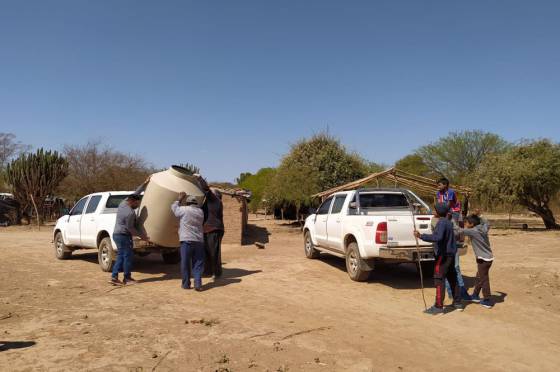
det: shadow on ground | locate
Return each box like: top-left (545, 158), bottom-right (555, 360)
top-left (242, 224), bottom-right (271, 245)
top-left (0, 341), bottom-right (36, 352)
top-left (317, 255), bottom-right (479, 290)
top-left (70, 251), bottom-right (262, 288)
top-left (202, 268), bottom-right (263, 290)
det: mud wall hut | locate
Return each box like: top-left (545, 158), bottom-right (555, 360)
top-left (219, 191), bottom-right (249, 245)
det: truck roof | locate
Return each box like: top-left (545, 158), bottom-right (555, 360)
top-left (86, 191), bottom-right (133, 197)
top-left (334, 188), bottom-right (412, 194)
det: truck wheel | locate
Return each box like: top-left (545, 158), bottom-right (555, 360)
top-left (162, 251), bottom-right (181, 264)
top-left (346, 242), bottom-right (370, 282)
top-left (417, 261), bottom-right (434, 278)
top-left (54, 232), bottom-right (72, 260)
top-left (304, 231), bottom-right (320, 259)
top-left (98, 237), bottom-right (115, 272)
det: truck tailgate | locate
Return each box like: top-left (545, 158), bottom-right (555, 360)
top-left (387, 213), bottom-right (432, 247)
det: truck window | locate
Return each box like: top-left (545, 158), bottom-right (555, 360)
top-left (317, 197), bottom-right (333, 215)
top-left (330, 195), bottom-right (347, 214)
top-left (106, 195), bottom-right (128, 209)
top-left (70, 197), bottom-right (89, 216)
top-left (85, 195), bottom-right (102, 214)
top-left (359, 193), bottom-right (409, 208)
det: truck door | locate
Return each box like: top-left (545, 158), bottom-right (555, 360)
top-left (65, 196), bottom-right (89, 246)
top-left (80, 195), bottom-right (103, 248)
top-left (314, 197), bottom-right (333, 246)
top-left (326, 194), bottom-right (348, 251)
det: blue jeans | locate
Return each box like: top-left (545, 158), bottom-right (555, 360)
top-left (180, 241), bottom-right (205, 289)
top-left (112, 234), bottom-right (133, 279)
top-left (446, 252), bottom-right (464, 295)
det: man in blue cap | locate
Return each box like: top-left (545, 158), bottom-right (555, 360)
top-left (415, 203), bottom-right (463, 314)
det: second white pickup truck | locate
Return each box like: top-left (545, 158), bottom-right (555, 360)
top-left (53, 191), bottom-right (181, 272)
top-left (304, 188), bottom-right (455, 281)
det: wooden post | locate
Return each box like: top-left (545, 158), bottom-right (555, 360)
top-left (29, 194), bottom-right (40, 230)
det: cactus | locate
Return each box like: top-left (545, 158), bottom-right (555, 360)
top-left (5, 148), bottom-right (68, 224)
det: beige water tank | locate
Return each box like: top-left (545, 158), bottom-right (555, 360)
top-left (138, 166), bottom-right (205, 248)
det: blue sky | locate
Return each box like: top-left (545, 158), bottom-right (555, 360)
top-left (1, 1), bottom-right (559, 182)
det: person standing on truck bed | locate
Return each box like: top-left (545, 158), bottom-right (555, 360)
top-left (195, 174), bottom-right (225, 279)
top-left (110, 176), bottom-right (151, 286)
top-left (171, 192), bottom-right (205, 291)
top-left (436, 177), bottom-right (471, 302)
top-left (415, 203), bottom-right (463, 314)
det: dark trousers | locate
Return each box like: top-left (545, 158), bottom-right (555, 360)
top-left (180, 241), bottom-right (205, 289)
top-left (204, 230), bottom-right (223, 277)
top-left (112, 233), bottom-right (133, 279)
top-left (473, 259), bottom-right (493, 299)
top-left (433, 255), bottom-right (461, 308)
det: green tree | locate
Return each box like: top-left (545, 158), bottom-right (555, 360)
top-left (0, 133), bottom-right (30, 192)
top-left (268, 133), bottom-right (371, 218)
top-left (235, 172), bottom-right (252, 185)
top-left (238, 168), bottom-right (276, 213)
top-left (416, 130), bottom-right (509, 184)
top-left (394, 154), bottom-right (435, 178)
top-left (474, 140), bottom-right (560, 229)
top-left (176, 163), bottom-right (200, 175)
top-left (5, 148), bottom-right (68, 223)
top-left (267, 164), bottom-right (318, 220)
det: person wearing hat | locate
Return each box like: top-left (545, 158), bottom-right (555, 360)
top-left (171, 192), bottom-right (205, 291)
top-left (110, 176), bottom-right (151, 285)
top-left (414, 203), bottom-right (463, 314)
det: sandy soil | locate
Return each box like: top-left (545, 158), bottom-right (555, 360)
top-left (1, 219), bottom-right (560, 371)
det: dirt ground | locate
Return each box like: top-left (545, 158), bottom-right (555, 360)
top-left (1, 217), bottom-right (560, 372)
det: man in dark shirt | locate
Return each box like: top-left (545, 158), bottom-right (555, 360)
top-left (415, 203), bottom-right (463, 314)
top-left (110, 176), bottom-right (151, 286)
top-left (195, 174), bottom-right (225, 279)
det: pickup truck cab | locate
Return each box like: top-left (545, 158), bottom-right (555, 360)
top-left (53, 191), bottom-right (180, 272)
top-left (304, 188), bottom-right (445, 281)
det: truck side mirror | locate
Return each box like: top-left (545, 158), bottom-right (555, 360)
top-left (349, 202), bottom-right (357, 209)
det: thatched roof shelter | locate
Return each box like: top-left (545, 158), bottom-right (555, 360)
top-left (313, 167), bottom-right (472, 200)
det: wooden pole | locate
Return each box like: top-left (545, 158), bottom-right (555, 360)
top-left (29, 194), bottom-right (40, 230)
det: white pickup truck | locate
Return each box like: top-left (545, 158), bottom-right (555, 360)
top-left (53, 191), bottom-right (180, 272)
top-left (304, 188), bottom-right (455, 281)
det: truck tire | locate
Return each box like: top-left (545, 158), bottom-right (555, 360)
top-left (98, 237), bottom-right (115, 272)
top-left (346, 242), bottom-right (370, 282)
top-left (54, 231), bottom-right (72, 260)
top-left (304, 231), bottom-right (320, 259)
top-left (162, 250), bottom-right (181, 264)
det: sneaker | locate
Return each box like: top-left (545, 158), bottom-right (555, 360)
top-left (194, 287), bottom-right (203, 292)
top-left (124, 277), bottom-right (137, 285)
top-left (452, 302), bottom-right (465, 312)
top-left (480, 299), bottom-right (494, 309)
top-left (423, 306), bottom-right (444, 315)
top-left (470, 294), bottom-right (481, 303)
top-left (109, 277), bottom-right (123, 286)
top-left (460, 287), bottom-right (472, 301)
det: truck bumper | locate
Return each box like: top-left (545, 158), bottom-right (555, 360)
top-left (379, 247), bottom-right (434, 262)
top-left (378, 244), bottom-right (467, 262)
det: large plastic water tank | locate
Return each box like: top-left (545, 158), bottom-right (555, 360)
top-left (138, 166), bottom-right (205, 248)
